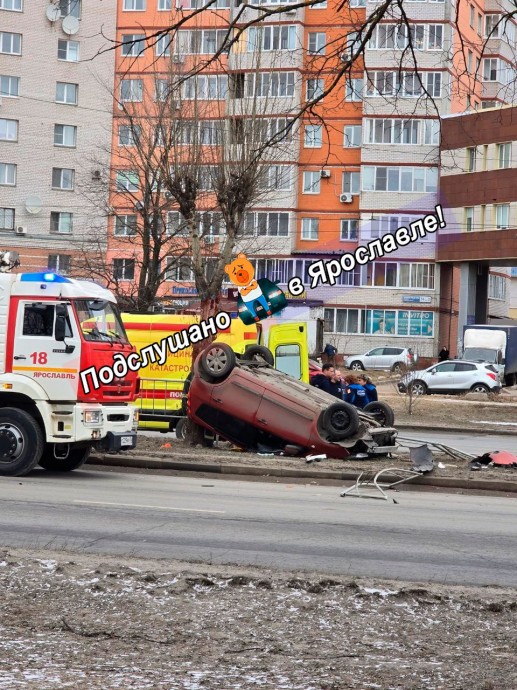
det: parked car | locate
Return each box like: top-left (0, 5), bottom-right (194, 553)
top-left (398, 360), bottom-right (501, 395)
top-left (345, 347), bottom-right (416, 374)
top-left (187, 342), bottom-right (397, 459)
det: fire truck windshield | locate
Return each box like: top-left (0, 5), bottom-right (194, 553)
top-left (74, 299), bottom-right (129, 343)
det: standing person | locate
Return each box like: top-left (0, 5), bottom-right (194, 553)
top-left (322, 342), bottom-right (337, 365)
top-left (343, 373), bottom-right (368, 409)
top-left (334, 369), bottom-right (347, 400)
top-left (438, 346), bottom-right (450, 362)
top-left (357, 374), bottom-right (378, 403)
top-left (310, 363), bottom-right (342, 398)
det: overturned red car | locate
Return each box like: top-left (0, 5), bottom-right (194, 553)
top-left (187, 342), bottom-right (397, 459)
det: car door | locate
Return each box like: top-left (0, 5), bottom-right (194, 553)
top-left (378, 347), bottom-right (402, 370)
top-left (427, 361), bottom-right (457, 391)
top-left (362, 347), bottom-right (385, 369)
top-left (453, 362), bottom-right (478, 390)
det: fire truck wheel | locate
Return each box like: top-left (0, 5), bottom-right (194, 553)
top-left (39, 444), bottom-right (91, 472)
top-left (0, 408), bottom-right (44, 476)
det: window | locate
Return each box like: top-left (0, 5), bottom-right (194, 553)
top-left (324, 308), bottom-right (362, 334)
top-left (154, 79), bottom-right (172, 101)
top-left (304, 124), bottom-right (322, 148)
top-left (340, 219), bottom-right (358, 241)
top-left (52, 168), bottom-right (74, 190)
top-left (344, 125), bottom-right (361, 147)
top-left (469, 4), bottom-right (474, 28)
top-left (345, 77), bottom-right (363, 101)
top-left (113, 259), bottom-right (135, 281)
top-left (119, 125), bottom-right (141, 146)
top-left (483, 58), bottom-right (498, 81)
top-left (158, 0), bottom-right (171, 7)
top-left (0, 207), bottom-right (14, 230)
top-left (307, 78), bottom-right (324, 100)
top-left (489, 274), bottom-right (507, 300)
top-left (166, 211), bottom-right (189, 236)
top-left (120, 79), bottom-right (143, 101)
top-left (477, 12), bottom-right (482, 35)
top-left (261, 165), bottom-right (292, 191)
top-left (116, 171), bottom-right (139, 192)
top-left (467, 50), bottom-right (473, 73)
top-left (342, 171), bottom-right (360, 194)
top-left (0, 163), bottom-right (16, 185)
top-left (124, 0), bottom-right (145, 9)
top-left (156, 35), bottom-right (171, 56)
top-left (302, 171), bottom-right (321, 194)
top-left (247, 72), bottom-right (295, 98)
top-left (0, 118), bottom-right (17, 141)
top-left (56, 82), bottom-right (78, 104)
top-left (0, 0), bottom-right (23, 9)
top-left (368, 214), bottom-right (425, 240)
top-left (325, 307), bottom-right (434, 336)
top-left (0, 32), bottom-right (22, 55)
top-left (362, 166), bottom-right (438, 193)
top-left (308, 32), bottom-right (326, 54)
top-left (495, 204), bottom-right (510, 229)
top-left (301, 218), bottom-right (318, 240)
top-left (0, 75), bottom-right (19, 97)
top-left (497, 143), bottom-right (511, 169)
top-left (480, 204), bottom-right (486, 230)
top-left (428, 25), bottom-right (443, 49)
top-left (465, 207), bottom-right (474, 232)
top-left (48, 254), bottom-right (71, 275)
top-left (57, 40), bottom-right (79, 61)
top-left (248, 25), bottom-right (296, 52)
top-left (364, 118), bottom-right (419, 145)
top-left (485, 14), bottom-right (501, 38)
top-left (366, 71), bottom-right (442, 98)
top-left (183, 75), bottom-right (228, 99)
top-left (423, 120), bottom-right (440, 145)
top-left (253, 212), bottom-right (289, 237)
top-left (59, 0), bottom-right (81, 18)
top-left (54, 124), bottom-right (76, 147)
top-left (166, 257), bottom-right (193, 281)
top-left (466, 147), bottom-right (476, 172)
top-left (115, 215), bottom-right (137, 236)
top-left (22, 305), bottom-right (55, 337)
top-left (50, 212), bottom-right (73, 233)
top-left (121, 34), bottom-right (146, 56)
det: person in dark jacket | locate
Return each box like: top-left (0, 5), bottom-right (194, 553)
top-left (322, 343), bottom-right (337, 365)
top-left (357, 374), bottom-right (378, 403)
top-left (343, 374), bottom-right (368, 409)
top-left (310, 363), bottom-right (342, 398)
top-left (438, 346), bottom-right (449, 362)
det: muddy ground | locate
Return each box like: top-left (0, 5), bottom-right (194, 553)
top-left (0, 548), bottom-right (515, 690)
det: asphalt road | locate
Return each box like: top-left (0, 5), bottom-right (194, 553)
top-left (1, 470), bottom-right (517, 586)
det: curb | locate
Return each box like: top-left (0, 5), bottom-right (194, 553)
top-left (87, 453), bottom-right (517, 495)
top-left (396, 424), bottom-right (517, 436)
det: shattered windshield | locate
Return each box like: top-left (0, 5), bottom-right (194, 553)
top-left (74, 299), bottom-right (129, 343)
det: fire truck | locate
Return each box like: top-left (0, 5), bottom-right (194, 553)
top-left (0, 251), bottom-right (138, 477)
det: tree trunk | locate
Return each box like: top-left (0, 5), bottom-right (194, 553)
top-left (191, 293), bottom-right (222, 362)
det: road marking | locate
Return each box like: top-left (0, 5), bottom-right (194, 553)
top-left (74, 500), bottom-right (225, 514)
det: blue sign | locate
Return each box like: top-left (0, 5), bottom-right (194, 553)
top-left (402, 295), bottom-right (432, 304)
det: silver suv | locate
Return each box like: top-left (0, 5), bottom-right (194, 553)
top-left (398, 360), bottom-right (501, 395)
top-left (345, 347), bottom-right (416, 374)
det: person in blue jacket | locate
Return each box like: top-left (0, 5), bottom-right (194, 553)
top-left (357, 374), bottom-right (378, 403)
top-left (343, 374), bottom-right (368, 409)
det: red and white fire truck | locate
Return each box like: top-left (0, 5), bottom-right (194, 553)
top-left (0, 251), bottom-right (138, 476)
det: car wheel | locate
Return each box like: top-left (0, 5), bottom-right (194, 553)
top-left (350, 361), bottom-right (364, 371)
top-left (408, 380), bottom-right (427, 396)
top-left (175, 417), bottom-right (187, 440)
top-left (242, 345), bottom-right (274, 366)
top-left (363, 401), bottom-right (395, 428)
top-left (39, 444), bottom-right (91, 472)
top-left (0, 408), bottom-right (44, 476)
top-left (391, 362), bottom-right (404, 374)
top-left (322, 402), bottom-right (360, 440)
top-left (471, 384), bottom-right (490, 394)
top-left (199, 342), bottom-right (236, 381)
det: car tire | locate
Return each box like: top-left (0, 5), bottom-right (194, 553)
top-left (322, 402), bottom-right (360, 440)
top-left (391, 362), bottom-right (404, 374)
top-left (350, 361), bottom-right (364, 371)
top-left (408, 380), bottom-right (427, 396)
top-left (199, 342), bottom-right (236, 381)
top-left (181, 371), bottom-right (194, 415)
top-left (39, 444), bottom-right (91, 472)
top-left (242, 345), bottom-right (274, 366)
top-left (470, 384), bottom-right (490, 394)
top-left (363, 401), bottom-right (395, 427)
top-left (175, 417), bottom-right (187, 440)
top-left (0, 408), bottom-right (44, 477)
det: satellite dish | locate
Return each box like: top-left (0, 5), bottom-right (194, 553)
top-left (25, 195), bottom-right (43, 214)
top-left (46, 4), bottom-right (60, 22)
top-left (62, 15), bottom-right (80, 35)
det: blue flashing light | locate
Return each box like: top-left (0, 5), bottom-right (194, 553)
top-left (20, 272), bottom-right (71, 284)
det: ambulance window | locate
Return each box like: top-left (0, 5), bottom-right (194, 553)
top-left (22, 304), bottom-right (55, 337)
top-left (275, 344), bottom-right (301, 380)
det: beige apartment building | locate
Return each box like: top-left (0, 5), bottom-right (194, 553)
top-left (0, 0), bottom-right (116, 273)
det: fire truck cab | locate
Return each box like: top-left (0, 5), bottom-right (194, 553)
top-left (0, 252), bottom-right (138, 476)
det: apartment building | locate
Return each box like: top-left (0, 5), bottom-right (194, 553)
top-left (439, 105), bottom-right (517, 354)
top-left (0, 0), bottom-right (116, 273)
